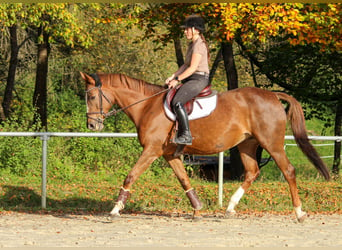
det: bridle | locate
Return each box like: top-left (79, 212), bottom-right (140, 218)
top-left (85, 74), bottom-right (114, 125)
top-left (85, 73), bottom-right (168, 124)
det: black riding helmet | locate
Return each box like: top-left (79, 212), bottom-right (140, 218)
top-left (181, 15), bottom-right (205, 33)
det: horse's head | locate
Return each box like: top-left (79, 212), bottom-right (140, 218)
top-left (80, 72), bottom-right (113, 131)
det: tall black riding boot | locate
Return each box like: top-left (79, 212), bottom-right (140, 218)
top-left (173, 102), bottom-right (192, 145)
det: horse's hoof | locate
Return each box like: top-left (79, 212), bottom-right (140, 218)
top-left (225, 210), bottom-right (237, 217)
top-left (192, 210), bottom-right (202, 220)
top-left (109, 212), bottom-right (121, 218)
top-left (297, 212), bottom-right (307, 223)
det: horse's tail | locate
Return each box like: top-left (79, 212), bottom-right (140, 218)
top-left (275, 92), bottom-right (330, 181)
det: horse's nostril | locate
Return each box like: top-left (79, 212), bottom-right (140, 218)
top-left (88, 123), bottom-right (95, 130)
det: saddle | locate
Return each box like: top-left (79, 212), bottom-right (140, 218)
top-left (164, 84), bottom-right (217, 156)
top-left (165, 85), bottom-right (213, 115)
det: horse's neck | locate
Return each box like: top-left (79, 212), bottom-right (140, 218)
top-left (110, 74), bottom-right (163, 124)
top-left (112, 75), bottom-right (153, 106)
top-left (114, 74), bottom-right (161, 95)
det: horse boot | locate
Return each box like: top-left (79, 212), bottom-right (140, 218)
top-left (173, 102), bottom-right (192, 145)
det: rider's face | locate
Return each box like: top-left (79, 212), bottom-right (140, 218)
top-left (184, 27), bottom-right (198, 40)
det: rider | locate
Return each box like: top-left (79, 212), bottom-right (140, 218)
top-left (165, 15), bottom-right (210, 145)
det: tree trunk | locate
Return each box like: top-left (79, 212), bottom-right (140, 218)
top-left (173, 38), bottom-right (184, 67)
top-left (249, 58), bottom-right (266, 166)
top-left (221, 42), bottom-right (238, 90)
top-left (209, 48), bottom-right (222, 85)
top-left (332, 101), bottom-right (341, 176)
top-left (2, 25), bottom-right (19, 120)
top-left (221, 41), bottom-right (244, 180)
top-left (33, 26), bottom-right (50, 130)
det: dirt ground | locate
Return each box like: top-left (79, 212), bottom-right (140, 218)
top-left (0, 211), bottom-right (341, 247)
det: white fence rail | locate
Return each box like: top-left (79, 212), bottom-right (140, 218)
top-left (0, 132), bottom-right (341, 209)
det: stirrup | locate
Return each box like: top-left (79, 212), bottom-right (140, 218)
top-left (174, 134), bottom-right (192, 145)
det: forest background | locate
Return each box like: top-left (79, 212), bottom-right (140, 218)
top-left (0, 3), bottom-right (341, 214)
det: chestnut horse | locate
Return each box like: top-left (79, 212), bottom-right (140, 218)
top-left (81, 72), bottom-right (330, 222)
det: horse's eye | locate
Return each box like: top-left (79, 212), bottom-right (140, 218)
top-left (89, 95), bottom-right (96, 100)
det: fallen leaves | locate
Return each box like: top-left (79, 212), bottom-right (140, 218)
top-left (0, 174), bottom-right (341, 216)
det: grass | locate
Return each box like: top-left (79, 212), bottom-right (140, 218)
top-left (0, 116), bottom-right (340, 216)
top-left (0, 165), bottom-right (341, 216)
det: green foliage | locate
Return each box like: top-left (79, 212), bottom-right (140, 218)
top-left (0, 3), bottom-right (176, 181)
top-left (0, 3), bottom-right (93, 48)
top-left (258, 43), bottom-right (340, 127)
top-left (0, 137), bottom-right (41, 176)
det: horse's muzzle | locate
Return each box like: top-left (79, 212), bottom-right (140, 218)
top-left (87, 119), bottom-right (104, 131)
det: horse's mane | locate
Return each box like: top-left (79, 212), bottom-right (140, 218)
top-left (102, 73), bottom-right (165, 96)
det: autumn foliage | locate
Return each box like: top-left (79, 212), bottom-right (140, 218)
top-left (208, 3), bottom-right (341, 51)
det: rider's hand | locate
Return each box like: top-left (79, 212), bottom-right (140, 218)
top-left (167, 79), bottom-right (179, 89)
top-left (165, 75), bottom-right (175, 85)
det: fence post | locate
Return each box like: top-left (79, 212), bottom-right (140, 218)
top-left (218, 152), bottom-right (224, 207)
top-left (40, 134), bottom-right (49, 209)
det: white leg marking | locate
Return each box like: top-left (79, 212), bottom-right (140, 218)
top-left (295, 205), bottom-right (307, 222)
top-left (226, 186), bottom-right (245, 214)
top-left (110, 201), bottom-right (124, 217)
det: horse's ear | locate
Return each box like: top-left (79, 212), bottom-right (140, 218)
top-left (80, 72), bottom-right (95, 86)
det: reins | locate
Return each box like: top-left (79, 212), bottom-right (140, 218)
top-left (104, 88), bottom-right (169, 117)
top-left (85, 74), bottom-right (168, 120)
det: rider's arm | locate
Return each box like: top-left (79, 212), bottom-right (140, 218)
top-left (175, 53), bottom-right (202, 81)
top-left (166, 53), bottom-right (202, 88)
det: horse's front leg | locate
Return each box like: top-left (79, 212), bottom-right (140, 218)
top-left (110, 149), bottom-right (159, 217)
top-left (164, 155), bottom-right (203, 217)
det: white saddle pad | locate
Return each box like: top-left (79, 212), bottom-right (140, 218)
top-left (164, 94), bottom-right (217, 121)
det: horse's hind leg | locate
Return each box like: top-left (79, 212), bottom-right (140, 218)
top-left (226, 139), bottom-right (260, 215)
top-left (266, 145), bottom-right (307, 222)
top-left (164, 155), bottom-right (203, 216)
